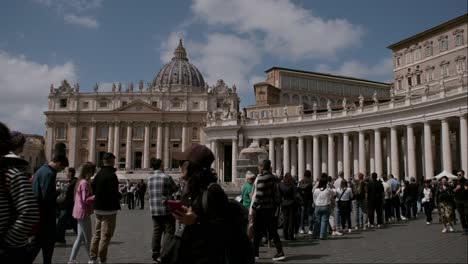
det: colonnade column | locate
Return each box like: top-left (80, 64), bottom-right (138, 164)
top-left (375, 129), bottom-right (383, 177)
top-left (337, 135), bottom-right (343, 174)
top-left (68, 122), bottom-right (77, 168)
top-left (143, 122), bottom-right (150, 169)
top-left (290, 139), bottom-right (297, 177)
top-left (45, 122), bottom-right (54, 161)
top-left (163, 125), bottom-right (170, 170)
top-left (125, 123), bottom-right (132, 169)
top-left (359, 131), bottom-right (366, 175)
top-left (353, 133), bottom-right (359, 176)
top-left (390, 127), bottom-right (399, 179)
top-left (460, 115), bottom-right (468, 174)
top-left (321, 136), bottom-right (328, 174)
top-left (182, 125), bottom-right (188, 152)
top-left (328, 134), bottom-right (335, 178)
top-left (107, 123), bottom-right (114, 153)
top-left (306, 137), bottom-right (312, 172)
top-left (407, 125), bottom-right (417, 178)
top-left (211, 140), bottom-right (217, 170)
top-left (298, 136), bottom-right (305, 180)
top-left (386, 133), bottom-right (391, 176)
top-left (313, 135), bottom-right (320, 180)
top-left (113, 122), bottom-right (120, 167)
top-left (343, 132), bottom-right (350, 180)
top-left (424, 122), bottom-right (434, 179)
top-left (269, 138), bottom-right (275, 173)
top-left (232, 139), bottom-right (238, 183)
top-left (89, 122), bottom-right (96, 164)
top-left (156, 125), bottom-right (163, 159)
top-left (275, 140), bottom-right (282, 176)
top-left (283, 138), bottom-right (290, 175)
top-left (441, 119), bottom-right (452, 173)
top-left (369, 133), bottom-right (375, 173)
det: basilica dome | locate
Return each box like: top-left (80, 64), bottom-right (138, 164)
top-left (152, 39), bottom-right (205, 91)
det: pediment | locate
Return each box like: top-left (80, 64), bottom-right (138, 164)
top-left (114, 100), bottom-right (160, 112)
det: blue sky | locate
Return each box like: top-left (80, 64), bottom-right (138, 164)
top-left (0, 0), bottom-right (466, 135)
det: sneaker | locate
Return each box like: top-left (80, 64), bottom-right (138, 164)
top-left (448, 226), bottom-right (454, 232)
top-left (299, 229), bottom-right (304, 234)
top-left (273, 252), bottom-right (286, 261)
top-left (401, 216), bottom-right (407, 220)
top-left (332, 231), bottom-right (343, 236)
top-left (363, 225), bottom-right (367, 230)
top-left (348, 229), bottom-right (352, 233)
top-left (307, 230), bottom-right (313, 235)
top-left (442, 228), bottom-right (447, 233)
top-left (354, 226), bottom-right (359, 230)
top-left (377, 225), bottom-right (381, 228)
top-left (370, 225), bottom-right (374, 228)
top-left (426, 222), bottom-right (431, 225)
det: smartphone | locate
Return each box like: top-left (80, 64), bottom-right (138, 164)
top-left (167, 200), bottom-right (183, 213)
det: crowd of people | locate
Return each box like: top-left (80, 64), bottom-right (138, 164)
top-left (1, 119), bottom-right (468, 264)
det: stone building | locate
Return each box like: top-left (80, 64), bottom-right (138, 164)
top-left (44, 40), bottom-right (239, 171)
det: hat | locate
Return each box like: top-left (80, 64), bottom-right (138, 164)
top-left (245, 171), bottom-right (255, 179)
top-left (172, 143), bottom-right (215, 168)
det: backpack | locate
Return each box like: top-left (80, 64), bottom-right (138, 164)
top-left (202, 183), bottom-right (255, 264)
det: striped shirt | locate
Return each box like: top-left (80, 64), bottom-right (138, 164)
top-left (148, 170), bottom-right (178, 216)
top-left (252, 171), bottom-right (280, 210)
top-left (0, 168), bottom-right (39, 248)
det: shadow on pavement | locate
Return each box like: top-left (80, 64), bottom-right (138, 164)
top-left (287, 254), bottom-right (329, 261)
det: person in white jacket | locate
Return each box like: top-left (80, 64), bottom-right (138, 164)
top-left (312, 173), bottom-right (338, 239)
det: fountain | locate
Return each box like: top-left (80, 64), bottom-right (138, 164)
top-left (235, 140), bottom-right (268, 186)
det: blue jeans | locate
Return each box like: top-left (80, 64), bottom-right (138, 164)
top-left (335, 206), bottom-right (341, 228)
top-left (355, 199), bottom-right (368, 227)
top-left (69, 216), bottom-right (92, 262)
top-left (313, 205), bottom-right (331, 239)
top-left (299, 201), bottom-right (314, 231)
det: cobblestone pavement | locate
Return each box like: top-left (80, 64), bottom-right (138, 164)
top-left (36, 207), bottom-right (467, 264)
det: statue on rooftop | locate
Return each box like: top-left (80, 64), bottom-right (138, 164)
top-left (372, 91), bottom-right (378, 104)
top-left (326, 99), bottom-right (332, 112)
top-left (358, 94), bottom-right (364, 108)
top-left (93, 83), bottom-right (99, 93)
top-left (112, 83), bottom-right (116, 92)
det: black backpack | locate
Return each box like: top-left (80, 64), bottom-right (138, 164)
top-left (202, 183), bottom-right (255, 264)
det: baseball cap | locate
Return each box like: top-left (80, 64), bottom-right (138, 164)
top-left (172, 143), bottom-right (215, 168)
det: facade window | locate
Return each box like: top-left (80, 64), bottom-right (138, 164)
top-left (81, 127), bottom-right (88, 139)
top-left (82, 101), bottom-right (89, 109)
top-left (122, 101), bottom-right (127, 107)
top-left (120, 127), bottom-right (127, 139)
top-left (425, 69), bottom-right (434, 82)
top-left (192, 127), bottom-right (199, 139)
top-left (59, 99), bottom-right (67, 108)
top-left (414, 48), bottom-right (421, 61)
top-left (441, 63), bottom-right (449, 77)
top-left (99, 101), bottom-right (108, 108)
top-left (56, 126), bottom-right (66, 139)
top-left (192, 101), bottom-right (200, 109)
top-left (456, 59), bottom-right (466, 73)
top-left (171, 100), bottom-right (181, 108)
top-left (407, 76), bottom-right (412, 88)
top-left (151, 101), bottom-right (158, 108)
top-left (416, 74), bottom-right (422, 85)
top-left (151, 127), bottom-right (157, 139)
top-left (397, 79), bottom-right (402, 90)
top-left (425, 45), bottom-right (433, 57)
top-left (439, 37), bottom-right (448, 52)
top-left (133, 127), bottom-right (144, 139)
top-left (98, 126), bottom-right (108, 139)
top-left (396, 56), bottom-right (401, 67)
top-left (455, 33), bottom-right (464, 46)
top-left (405, 52), bottom-right (412, 64)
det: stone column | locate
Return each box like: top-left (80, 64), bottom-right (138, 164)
top-left (407, 124), bottom-right (417, 178)
top-left (107, 123), bottom-right (114, 153)
top-left (269, 138), bottom-right (275, 173)
top-left (328, 134), bottom-right (335, 178)
top-left (114, 122), bottom-right (120, 167)
top-left (163, 125), bottom-right (170, 170)
top-left (353, 133), bottom-right (359, 176)
top-left (306, 137), bottom-right (312, 172)
top-left (337, 135), bottom-right (343, 174)
top-left (298, 136), bottom-right (305, 180)
top-left (126, 123), bottom-right (132, 170)
top-left (283, 138), bottom-right (290, 175)
top-left (313, 135), bottom-right (320, 180)
top-left (232, 138), bottom-right (238, 183)
top-left (460, 115), bottom-right (468, 174)
top-left (375, 129), bottom-right (383, 177)
top-left (182, 125), bottom-right (188, 152)
top-left (441, 119), bottom-right (452, 173)
top-left (275, 140), bottom-right (282, 176)
top-left (156, 124), bottom-right (163, 159)
top-left (369, 133), bottom-right (375, 173)
top-left (290, 139), bottom-right (297, 177)
top-left (385, 133), bottom-right (391, 176)
top-left (68, 122), bottom-right (78, 168)
top-left (143, 123), bottom-right (150, 169)
top-left (45, 122), bottom-right (54, 161)
top-left (321, 136), bottom-right (328, 174)
top-left (359, 131), bottom-right (366, 175)
top-left (89, 122), bottom-right (96, 163)
top-left (424, 122), bottom-right (434, 179)
top-left (391, 127), bottom-right (399, 179)
top-left (343, 132), bottom-right (350, 180)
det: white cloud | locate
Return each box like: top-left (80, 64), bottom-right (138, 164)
top-left (0, 51), bottom-right (76, 135)
top-left (316, 57), bottom-right (393, 82)
top-left (191, 0), bottom-right (364, 60)
top-left (64, 14), bottom-right (99, 28)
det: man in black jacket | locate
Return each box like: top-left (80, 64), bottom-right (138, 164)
top-left (367, 173), bottom-right (384, 228)
top-left (56, 167), bottom-right (77, 244)
top-left (89, 152), bottom-right (121, 264)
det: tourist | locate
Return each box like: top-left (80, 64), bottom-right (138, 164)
top-left (127, 183), bottom-right (136, 210)
top-left (29, 154), bottom-right (69, 264)
top-left (250, 159), bottom-right (285, 261)
top-left (148, 158), bottom-right (178, 264)
top-left (333, 171), bottom-right (344, 230)
top-left (89, 152), bottom-right (121, 264)
top-left (137, 179), bottom-right (147, 209)
top-left (0, 122), bottom-right (39, 263)
top-left (382, 175), bottom-right (392, 223)
top-left (327, 176), bottom-right (342, 236)
top-left (398, 180), bottom-right (409, 220)
top-left (367, 173), bottom-right (384, 228)
top-left (298, 170), bottom-right (314, 234)
top-left (454, 170), bottom-right (468, 235)
top-left (436, 176), bottom-right (455, 233)
top-left (405, 177), bottom-right (419, 220)
top-left (56, 167), bottom-right (78, 245)
top-left (388, 174), bottom-right (401, 221)
top-left (3, 130), bottom-right (29, 172)
top-left (167, 144), bottom-right (231, 263)
top-left (279, 172), bottom-right (298, 240)
top-left (354, 173), bottom-right (368, 230)
top-left (240, 171), bottom-right (255, 208)
top-left (312, 173), bottom-right (335, 239)
top-left (422, 180), bottom-right (434, 225)
top-left (69, 162), bottom-right (96, 264)
top-left (337, 179), bottom-right (353, 233)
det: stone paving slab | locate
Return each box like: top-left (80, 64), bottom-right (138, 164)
top-left (35, 208), bottom-right (467, 264)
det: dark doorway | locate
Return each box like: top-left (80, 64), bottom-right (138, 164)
top-left (134, 152), bottom-right (142, 169)
top-left (224, 145), bottom-right (232, 182)
top-left (98, 151), bottom-right (106, 168)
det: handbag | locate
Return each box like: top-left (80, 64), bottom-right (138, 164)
top-left (336, 188), bottom-right (347, 208)
top-left (160, 223), bottom-right (184, 264)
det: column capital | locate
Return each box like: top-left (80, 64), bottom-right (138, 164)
top-left (459, 114), bottom-right (467, 120)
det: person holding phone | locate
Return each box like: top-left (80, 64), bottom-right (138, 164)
top-left (148, 158), bottom-right (178, 264)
